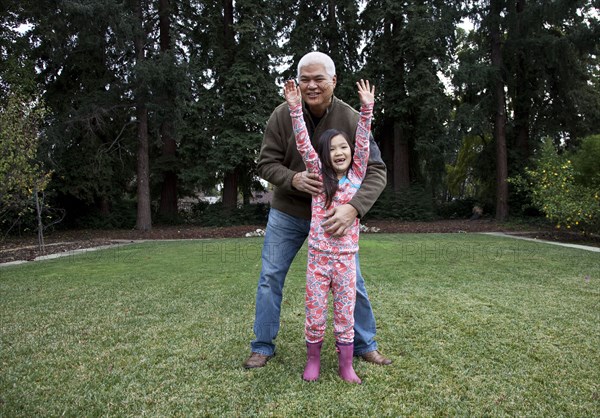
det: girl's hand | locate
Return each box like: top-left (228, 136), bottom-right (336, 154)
top-left (283, 79), bottom-right (302, 107)
top-left (357, 79), bottom-right (375, 106)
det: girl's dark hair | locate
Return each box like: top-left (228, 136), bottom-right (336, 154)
top-left (317, 129), bottom-right (353, 208)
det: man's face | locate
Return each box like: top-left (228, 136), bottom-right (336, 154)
top-left (298, 63), bottom-right (337, 117)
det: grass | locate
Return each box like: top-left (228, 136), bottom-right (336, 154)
top-left (0, 234), bottom-right (598, 417)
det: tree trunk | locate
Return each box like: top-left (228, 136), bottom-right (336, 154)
top-left (158, 0), bottom-right (178, 218)
top-left (491, 0), bottom-right (509, 221)
top-left (158, 122), bottom-right (178, 217)
top-left (135, 103), bottom-right (152, 231)
top-left (513, 0), bottom-right (530, 161)
top-left (222, 169), bottom-right (238, 208)
top-left (134, 0), bottom-right (152, 231)
top-left (327, 0), bottom-right (338, 56)
top-left (393, 121), bottom-right (410, 191)
top-left (99, 196), bottom-right (111, 216)
top-left (389, 14), bottom-right (410, 192)
top-left (240, 168), bottom-right (252, 205)
top-left (34, 186), bottom-right (45, 254)
top-left (158, 0), bottom-right (170, 51)
top-left (220, 0), bottom-right (238, 209)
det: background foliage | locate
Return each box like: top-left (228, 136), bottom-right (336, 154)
top-left (0, 91), bottom-right (51, 234)
top-left (511, 136), bottom-right (600, 232)
top-left (1, 0), bottom-right (599, 232)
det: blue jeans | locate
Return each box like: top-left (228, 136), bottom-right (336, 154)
top-left (251, 208), bottom-right (379, 356)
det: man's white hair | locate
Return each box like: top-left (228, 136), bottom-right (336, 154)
top-left (297, 51), bottom-right (336, 80)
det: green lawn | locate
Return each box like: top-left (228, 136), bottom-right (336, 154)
top-left (1, 234), bottom-right (598, 417)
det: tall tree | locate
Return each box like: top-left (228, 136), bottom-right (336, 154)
top-left (9, 0), bottom-right (139, 225)
top-left (362, 0), bottom-right (460, 192)
top-left (182, 0), bottom-right (281, 209)
top-left (451, 0), bottom-right (599, 216)
top-left (157, 0), bottom-right (179, 218)
top-left (220, 0), bottom-right (238, 208)
top-left (504, 0), bottom-right (600, 150)
top-left (133, 0), bottom-right (152, 231)
top-left (284, 0), bottom-right (362, 102)
top-left (511, 0), bottom-right (531, 160)
top-left (489, 0), bottom-right (509, 221)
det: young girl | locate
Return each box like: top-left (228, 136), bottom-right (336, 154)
top-left (283, 78), bottom-right (375, 384)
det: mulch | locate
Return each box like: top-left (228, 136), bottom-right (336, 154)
top-left (1, 219), bottom-right (598, 264)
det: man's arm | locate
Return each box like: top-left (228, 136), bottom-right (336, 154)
top-left (257, 106), bottom-right (323, 195)
top-left (257, 109), bottom-right (297, 191)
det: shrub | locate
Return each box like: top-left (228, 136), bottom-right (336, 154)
top-left (73, 199), bottom-right (137, 229)
top-left (184, 202), bottom-right (269, 226)
top-left (436, 198), bottom-right (479, 219)
top-left (510, 139), bottom-right (600, 233)
top-left (571, 134), bottom-right (600, 189)
top-left (365, 185), bottom-right (436, 221)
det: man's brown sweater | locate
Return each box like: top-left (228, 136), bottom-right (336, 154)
top-left (257, 96), bottom-right (387, 220)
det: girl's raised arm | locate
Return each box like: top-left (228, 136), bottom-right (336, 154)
top-left (284, 80), bottom-right (321, 174)
top-left (352, 80), bottom-right (375, 180)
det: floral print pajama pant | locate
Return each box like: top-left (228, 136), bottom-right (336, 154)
top-left (305, 250), bottom-right (357, 344)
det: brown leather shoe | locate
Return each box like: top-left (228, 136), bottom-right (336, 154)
top-left (243, 352), bottom-right (273, 369)
top-left (360, 350), bottom-right (392, 366)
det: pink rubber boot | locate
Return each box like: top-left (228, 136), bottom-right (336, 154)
top-left (302, 341), bottom-right (323, 381)
top-left (336, 342), bottom-right (362, 384)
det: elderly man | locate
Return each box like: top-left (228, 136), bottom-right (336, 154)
top-left (243, 51), bottom-right (391, 369)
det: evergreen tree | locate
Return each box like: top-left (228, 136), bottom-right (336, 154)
top-left (4, 0), bottom-right (596, 228)
top-left (14, 1), bottom-right (141, 225)
top-left (156, 0), bottom-right (179, 219)
top-left (132, 0), bottom-right (152, 231)
top-left (361, 0), bottom-right (461, 193)
top-left (504, 0), bottom-right (600, 149)
top-left (283, 0), bottom-right (362, 103)
top-left (489, 0), bottom-right (509, 221)
top-left (181, 0), bottom-right (281, 209)
top-left (451, 0), bottom-right (600, 218)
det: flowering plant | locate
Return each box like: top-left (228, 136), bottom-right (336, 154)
top-left (510, 140), bottom-right (599, 232)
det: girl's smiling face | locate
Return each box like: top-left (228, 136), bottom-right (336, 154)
top-left (329, 134), bottom-right (352, 178)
